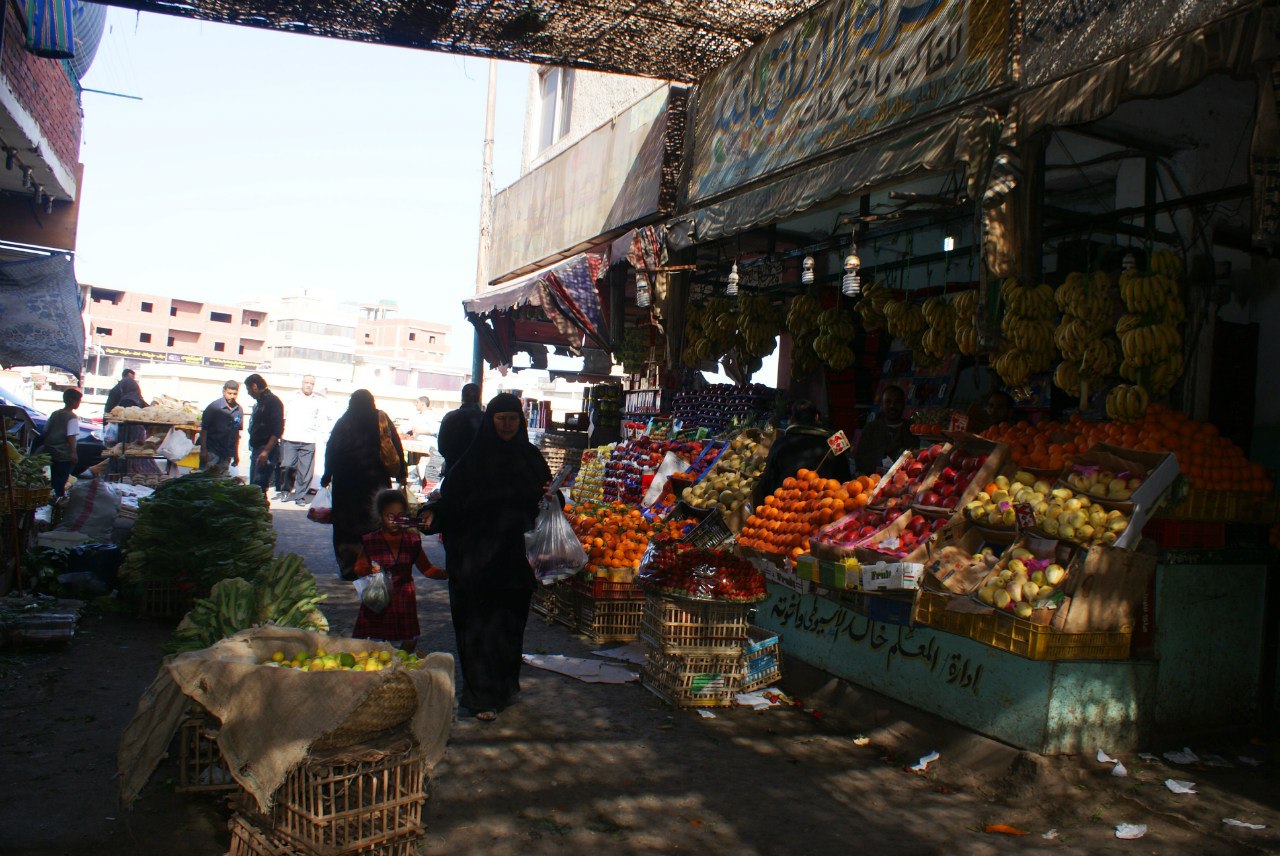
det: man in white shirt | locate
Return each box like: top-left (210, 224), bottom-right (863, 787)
top-left (276, 376), bottom-right (329, 505)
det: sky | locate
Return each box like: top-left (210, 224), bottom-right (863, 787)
top-left (75, 10), bottom-right (530, 368)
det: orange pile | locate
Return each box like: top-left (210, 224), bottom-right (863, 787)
top-left (982, 404), bottom-right (1271, 492)
top-left (738, 471), bottom-right (879, 561)
top-left (566, 502), bottom-right (686, 577)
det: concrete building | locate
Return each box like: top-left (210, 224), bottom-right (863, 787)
top-left (356, 302), bottom-right (450, 365)
top-left (251, 290), bottom-right (358, 384)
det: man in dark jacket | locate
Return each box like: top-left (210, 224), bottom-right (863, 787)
top-left (854, 385), bottom-right (914, 475)
top-left (244, 373), bottom-right (284, 496)
top-left (752, 399), bottom-right (852, 505)
top-left (199, 380), bottom-right (243, 473)
top-left (436, 383), bottom-right (484, 479)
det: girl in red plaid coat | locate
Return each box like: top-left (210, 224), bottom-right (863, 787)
top-left (352, 490), bottom-right (444, 650)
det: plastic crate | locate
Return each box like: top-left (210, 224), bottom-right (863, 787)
top-left (1160, 488), bottom-right (1278, 523)
top-left (268, 738), bottom-right (428, 855)
top-left (640, 651), bottom-right (743, 708)
top-left (177, 714), bottom-right (237, 793)
top-left (740, 626), bottom-right (782, 693)
top-left (968, 615), bottom-right (1131, 661)
top-left (830, 589), bottom-right (914, 627)
top-left (576, 597), bottom-right (643, 644)
top-left (639, 594), bottom-right (751, 656)
top-left (680, 510), bottom-right (734, 549)
top-left (912, 589), bottom-right (992, 638)
top-left (1141, 518), bottom-right (1227, 549)
top-left (569, 572), bottom-right (644, 600)
top-left (0, 484), bottom-right (51, 513)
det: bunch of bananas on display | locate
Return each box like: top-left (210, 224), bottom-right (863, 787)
top-left (681, 298), bottom-right (738, 368)
top-left (617, 326), bottom-right (649, 374)
top-left (883, 298), bottom-right (927, 339)
top-left (1055, 270), bottom-right (1114, 328)
top-left (1106, 383), bottom-right (1150, 422)
top-left (952, 290), bottom-right (980, 356)
top-left (787, 294), bottom-right (823, 379)
top-left (995, 279), bottom-right (1057, 386)
top-left (1053, 360), bottom-right (1082, 397)
top-left (1118, 251), bottom-right (1186, 395)
top-left (1051, 270), bottom-right (1120, 397)
top-left (853, 280), bottom-right (895, 330)
top-left (737, 294), bottom-right (783, 359)
top-left (921, 297), bottom-right (957, 360)
top-left (814, 308), bottom-right (858, 371)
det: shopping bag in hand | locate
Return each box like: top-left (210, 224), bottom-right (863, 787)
top-left (524, 494), bottom-right (587, 585)
top-left (353, 566), bottom-right (392, 614)
top-left (307, 486), bottom-right (333, 524)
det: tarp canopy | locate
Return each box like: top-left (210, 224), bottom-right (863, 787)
top-left (0, 253), bottom-right (84, 377)
top-left (464, 252), bottom-right (610, 367)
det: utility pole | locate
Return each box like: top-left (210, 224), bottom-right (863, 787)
top-left (471, 58), bottom-right (498, 389)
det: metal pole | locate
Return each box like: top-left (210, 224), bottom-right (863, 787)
top-left (471, 58), bottom-right (498, 391)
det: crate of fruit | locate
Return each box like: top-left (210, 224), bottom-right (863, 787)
top-left (641, 650), bottom-right (744, 708)
top-left (577, 596), bottom-right (644, 643)
top-left (639, 593), bottom-right (751, 656)
top-left (569, 572), bottom-right (645, 600)
top-left (966, 615), bottom-right (1131, 661)
top-left (739, 626), bottom-right (782, 693)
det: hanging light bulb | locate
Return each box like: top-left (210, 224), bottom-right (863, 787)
top-left (21, 166), bottom-right (32, 189)
top-left (841, 248), bottom-right (861, 297)
top-left (725, 261), bottom-right (740, 297)
top-left (4, 149), bottom-right (14, 170)
top-left (636, 279), bottom-right (650, 308)
top-left (43, 194), bottom-right (54, 215)
top-left (801, 255), bottom-right (815, 285)
top-left (1122, 251), bottom-right (1137, 271)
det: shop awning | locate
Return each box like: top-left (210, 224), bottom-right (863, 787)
top-left (0, 253), bottom-right (84, 377)
top-left (464, 252), bottom-right (610, 367)
top-left (667, 109), bottom-right (999, 250)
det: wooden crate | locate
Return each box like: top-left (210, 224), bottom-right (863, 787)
top-left (531, 582), bottom-right (579, 628)
top-left (639, 593), bottom-right (750, 656)
top-left (228, 813), bottom-right (423, 856)
top-left (576, 597), bottom-right (643, 644)
top-left (641, 651), bottom-right (743, 708)
top-left (176, 715), bottom-right (237, 793)
top-left (270, 738), bottom-right (428, 855)
top-left (139, 579), bottom-right (200, 619)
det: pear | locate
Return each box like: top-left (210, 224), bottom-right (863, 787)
top-left (975, 491), bottom-right (990, 502)
top-left (1031, 570), bottom-right (1046, 586)
top-left (1059, 524), bottom-right (1077, 540)
top-left (1011, 547), bottom-right (1033, 560)
top-left (1107, 517), bottom-right (1128, 533)
top-left (1022, 581), bottom-right (1040, 602)
top-left (1045, 564), bottom-right (1066, 585)
top-left (1007, 558), bottom-right (1027, 574)
top-left (1002, 509), bottom-right (1017, 527)
top-left (977, 585), bottom-right (997, 605)
top-left (1052, 488), bottom-right (1073, 501)
top-left (1014, 471), bottom-right (1035, 486)
top-left (994, 588), bottom-right (1012, 609)
top-left (1014, 602), bottom-right (1034, 619)
top-left (1040, 518), bottom-right (1060, 536)
top-left (1099, 531), bottom-right (1119, 546)
top-left (1033, 480), bottom-right (1052, 495)
top-left (1076, 523), bottom-right (1095, 541)
top-left (995, 475), bottom-right (1010, 490)
top-left (1008, 582), bottom-right (1024, 603)
top-left (1128, 477), bottom-right (1143, 490)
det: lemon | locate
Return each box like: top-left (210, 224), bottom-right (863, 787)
top-left (314, 648), bottom-right (326, 657)
top-left (271, 650), bottom-right (286, 663)
top-left (378, 650), bottom-right (393, 663)
top-left (307, 660), bottom-right (324, 672)
top-left (364, 660), bottom-right (381, 671)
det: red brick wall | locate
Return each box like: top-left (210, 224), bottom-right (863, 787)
top-left (2, 2), bottom-right (82, 175)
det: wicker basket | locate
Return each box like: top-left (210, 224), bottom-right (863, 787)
top-left (641, 651), bottom-right (743, 708)
top-left (268, 737), bottom-right (428, 855)
top-left (532, 581), bottom-right (579, 628)
top-left (139, 579), bottom-right (202, 619)
top-left (639, 593), bottom-right (750, 656)
top-left (569, 572), bottom-right (644, 600)
top-left (312, 671), bottom-right (418, 751)
top-left (177, 714), bottom-right (237, 793)
top-left (576, 597), bottom-right (643, 644)
top-left (228, 812), bottom-right (424, 856)
top-left (0, 484), bottom-right (52, 513)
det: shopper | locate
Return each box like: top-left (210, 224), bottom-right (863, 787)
top-left (752, 399), bottom-right (851, 505)
top-left (321, 389), bottom-right (406, 580)
top-left (276, 375), bottom-right (328, 505)
top-left (199, 381), bottom-right (243, 474)
top-left (854, 385), bottom-right (914, 475)
top-left (435, 383), bottom-right (483, 478)
top-left (418, 393), bottom-right (551, 721)
top-left (104, 368), bottom-right (144, 415)
top-left (351, 489), bottom-right (445, 651)
top-left (40, 388), bottom-right (82, 498)
top-left (243, 373), bottom-right (284, 496)
top-left (405, 396), bottom-right (435, 439)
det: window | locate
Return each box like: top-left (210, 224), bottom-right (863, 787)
top-left (95, 326), bottom-right (112, 336)
top-left (537, 67), bottom-right (574, 151)
top-left (409, 332), bottom-right (416, 341)
top-left (238, 345), bottom-right (245, 355)
top-left (214, 342), bottom-right (226, 352)
top-left (250, 318), bottom-right (259, 327)
top-left (170, 306), bottom-right (177, 317)
top-left (429, 335), bottom-right (436, 344)
top-left (275, 320), bottom-right (357, 338)
top-left (139, 333), bottom-right (151, 344)
top-left (167, 336), bottom-right (175, 347)
top-left (141, 302), bottom-right (153, 313)
top-left (210, 311), bottom-right (232, 323)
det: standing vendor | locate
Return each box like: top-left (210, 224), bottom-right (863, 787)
top-left (752, 400), bottom-right (851, 505)
top-left (854, 386), bottom-right (914, 475)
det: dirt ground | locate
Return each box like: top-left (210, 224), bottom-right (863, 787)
top-left (1, 503), bottom-right (1277, 855)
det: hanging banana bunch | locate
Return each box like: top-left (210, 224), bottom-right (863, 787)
top-left (813, 308), bottom-right (858, 371)
top-left (1106, 383), bottom-right (1150, 422)
top-left (1052, 269), bottom-right (1119, 395)
top-left (786, 294), bottom-right (822, 338)
top-left (952, 290), bottom-right (980, 356)
top-left (854, 280), bottom-right (894, 330)
top-left (996, 279), bottom-right (1057, 386)
top-left (1118, 250), bottom-right (1186, 396)
top-left (738, 294), bottom-right (783, 359)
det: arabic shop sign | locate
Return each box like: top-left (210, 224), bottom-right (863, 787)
top-left (689, 0), bottom-right (1010, 203)
top-left (1021, 0), bottom-right (1249, 87)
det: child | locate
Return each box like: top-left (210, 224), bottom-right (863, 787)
top-left (352, 489), bottom-right (444, 651)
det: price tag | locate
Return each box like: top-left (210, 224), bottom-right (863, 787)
top-left (827, 430), bottom-right (851, 455)
top-left (1014, 502), bottom-right (1038, 532)
top-left (949, 411), bottom-right (969, 432)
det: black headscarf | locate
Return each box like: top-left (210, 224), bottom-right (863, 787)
top-left (327, 389), bottom-right (380, 460)
top-left (116, 377), bottom-right (145, 408)
top-left (444, 393), bottom-right (542, 497)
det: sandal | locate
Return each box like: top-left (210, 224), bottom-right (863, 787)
top-left (475, 710), bottom-right (498, 722)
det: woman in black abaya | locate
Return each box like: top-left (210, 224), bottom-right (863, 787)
top-left (420, 393), bottom-right (549, 721)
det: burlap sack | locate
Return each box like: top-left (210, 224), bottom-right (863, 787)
top-left (117, 626), bottom-right (455, 812)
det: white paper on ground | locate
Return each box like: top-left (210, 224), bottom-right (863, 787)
top-left (734, 690), bottom-right (779, 710)
top-left (696, 709), bottom-right (716, 719)
top-left (1042, 829), bottom-right (1058, 840)
top-left (1223, 819), bottom-right (1266, 830)
top-left (1165, 779), bottom-right (1197, 794)
top-left (1164, 747), bottom-right (1200, 764)
top-left (1115, 824), bottom-right (1148, 840)
top-left (591, 643), bottom-right (647, 665)
top-left (1111, 761), bottom-right (1128, 777)
top-left (1138, 753), bottom-right (1159, 762)
top-left (1203, 754), bottom-right (1233, 768)
top-left (853, 735), bottom-right (871, 746)
top-left (521, 654), bottom-right (637, 684)
top-left (1097, 749), bottom-right (1118, 764)
top-left (910, 750), bottom-right (940, 772)
top-left (1239, 756), bottom-right (1262, 767)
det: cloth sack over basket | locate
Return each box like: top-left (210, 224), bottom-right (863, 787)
top-left (117, 626), bottom-right (455, 813)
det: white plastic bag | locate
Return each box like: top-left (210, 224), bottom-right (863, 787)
top-left (306, 486), bottom-right (333, 524)
top-left (157, 428), bottom-right (194, 463)
top-left (353, 568), bottom-right (392, 614)
top-left (524, 495), bottom-right (587, 584)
